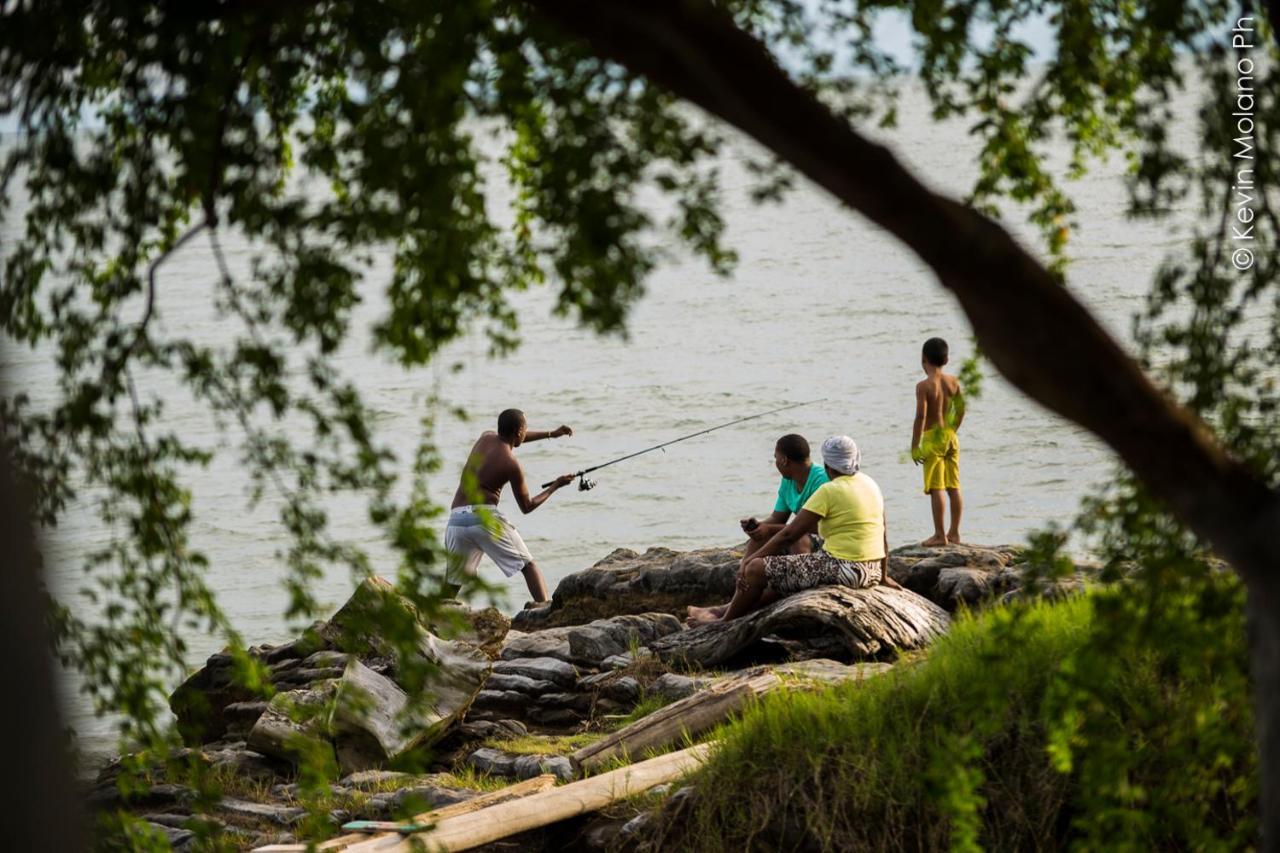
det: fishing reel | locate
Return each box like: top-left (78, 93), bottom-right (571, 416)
top-left (578, 475), bottom-right (596, 491)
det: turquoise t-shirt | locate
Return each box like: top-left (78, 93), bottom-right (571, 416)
top-left (774, 464), bottom-right (830, 515)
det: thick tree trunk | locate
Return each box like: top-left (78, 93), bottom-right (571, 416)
top-left (0, 432), bottom-right (87, 850)
top-left (1250, 585), bottom-right (1280, 849)
top-left (523, 0), bottom-right (1280, 844)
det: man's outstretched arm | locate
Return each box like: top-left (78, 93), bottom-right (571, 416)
top-left (524, 425), bottom-right (574, 442)
top-left (512, 464), bottom-right (574, 514)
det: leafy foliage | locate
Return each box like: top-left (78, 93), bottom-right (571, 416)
top-left (1, 0), bottom-right (1277, 848)
top-left (662, 590), bottom-right (1254, 851)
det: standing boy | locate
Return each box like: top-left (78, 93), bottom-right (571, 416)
top-left (911, 338), bottom-right (964, 546)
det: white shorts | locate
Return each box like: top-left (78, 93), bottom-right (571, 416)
top-left (444, 505), bottom-right (534, 583)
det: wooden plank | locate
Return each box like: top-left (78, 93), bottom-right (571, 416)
top-left (252, 775), bottom-right (557, 852)
top-left (571, 671), bottom-right (778, 773)
top-left (343, 744), bottom-right (712, 853)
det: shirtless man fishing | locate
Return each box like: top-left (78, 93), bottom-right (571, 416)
top-left (445, 409), bottom-right (576, 602)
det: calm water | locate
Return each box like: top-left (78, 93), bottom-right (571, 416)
top-left (3, 80), bottom-right (1202, 758)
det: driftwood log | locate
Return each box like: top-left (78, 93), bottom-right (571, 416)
top-left (254, 774), bottom-right (559, 852)
top-left (572, 671), bottom-right (778, 774)
top-left (341, 745), bottom-right (712, 853)
top-left (650, 585), bottom-right (950, 669)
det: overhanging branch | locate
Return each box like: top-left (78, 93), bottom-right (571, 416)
top-left (525, 0), bottom-right (1280, 585)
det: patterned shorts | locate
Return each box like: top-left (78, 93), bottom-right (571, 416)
top-left (763, 549), bottom-right (882, 596)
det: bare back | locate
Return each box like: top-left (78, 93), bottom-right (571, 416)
top-left (452, 431), bottom-right (522, 508)
top-left (917, 373), bottom-right (962, 431)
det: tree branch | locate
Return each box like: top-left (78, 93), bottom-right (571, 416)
top-left (524, 0), bottom-right (1280, 588)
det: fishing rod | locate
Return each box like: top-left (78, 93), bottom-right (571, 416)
top-left (542, 398), bottom-right (827, 490)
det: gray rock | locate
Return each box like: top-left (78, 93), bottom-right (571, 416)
top-left (512, 754), bottom-right (574, 782)
top-left (601, 654), bottom-right (636, 670)
top-left (471, 690), bottom-right (529, 709)
top-left (482, 673), bottom-right (559, 695)
top-left (217, 798), bottom-right (308, 826)
top-left (142, 822), bottom-right (195, 849)
top-left (651, 673), bottom-right (713, 702)
top-left (386, 785), bottom-right (477, 814)
top-left (465, 747), bottom-right (514, 776)
top-left (532, 692), bottom-right (593, 712)
top-left (525, 707), bottom-right (581, 727)
top-left (565, 613), bottom-right (684, 666)
top-left (511, 547), bottom-right (741, 630)
top-left (260, 626), bottom-right (329, 664)
top-left (499, 630), bottom-right (572, 662)
top-left (330, 658), bottom-right (434, 775)
top-left (170, 653), bottom-right (259, 744)
top-left (599, 676), bottom-right (641, 704)
top-left (455, 719), bottom-right (528, 741)
top-left (301, 650), bottom-right (353, 669)
top-left (223, 701), bottom-right (269, 737)
top-left (491, 657), bottom-right (577, 688)
top-left (887, 543), bottom-right (1044, 610)
top-left (273, 666), bottom-right (347, 686)
top-left (465, 748), bottom-right (573, 782)
top-left (935, 567), bottom-right (997, 610)
top-left (338, 769), bottom-right (410, 790)
top-left (204, 745), bottom-right (281, 782)
top-left (245, 683), bottom-right (338, 767)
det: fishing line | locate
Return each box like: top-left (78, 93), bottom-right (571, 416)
top-left (542, 398), bottom-right (827, 490)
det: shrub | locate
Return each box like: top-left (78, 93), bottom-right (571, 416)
top-left (661, 584), bottom-right (1255, 851)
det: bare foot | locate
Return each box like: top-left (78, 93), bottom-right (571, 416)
top-left (920, 534), bottom-right (948, 547)
top-left (685, 609), bottom-right (721, 627)
top-left (947, 532), bottom-right (962, 544)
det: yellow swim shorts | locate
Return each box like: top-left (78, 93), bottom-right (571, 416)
top-left (921, 428), bottom-right (960, 493)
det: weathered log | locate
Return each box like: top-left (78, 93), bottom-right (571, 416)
top-left (340, 744), bottom-right (712, 853)
top-left (254, 774), bottom-right (558, 851)
top-left (650, 585), bottom-right (949, 669)
top-left (571, 671), bottom-right (778, 774)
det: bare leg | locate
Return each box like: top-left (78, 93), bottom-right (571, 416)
top-left (720, 557), bottom-right (770, 622)
top-left (921, 491), bottom-right (947, 546)
top-left (946, 488), bottom-right (963, 544)
top-left (521, 561), bottom-right (549, 603)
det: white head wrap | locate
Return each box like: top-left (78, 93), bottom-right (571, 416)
top-left (821, 435), bottom-right (861, 475)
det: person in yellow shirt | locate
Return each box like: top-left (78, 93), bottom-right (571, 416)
top-left (687, 436), bottom-right (900, 625)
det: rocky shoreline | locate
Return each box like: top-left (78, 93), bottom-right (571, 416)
top-left (91, 541), bottom-right (1092, 850)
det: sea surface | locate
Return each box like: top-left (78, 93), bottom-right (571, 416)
top-left (2, 79), bottom-right (1206, 759)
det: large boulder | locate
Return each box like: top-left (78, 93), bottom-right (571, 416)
top-left (174, 577), bottom-right (501, 756)
top-left (888, 543), bottom-right (1096, 610)
top-left (649, 585), bottom-right (950, 669)
top-left (329, 658), bottom-right (432, 775)
top-left (512, 547), bottom-right (739, 630)
top-left (500, 612), bottom-right (684, 668)
top-left (245, 683), bottom-right (339, 771)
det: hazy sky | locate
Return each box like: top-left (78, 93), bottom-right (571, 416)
top-left (0, 7), bottom-right (1058, 136)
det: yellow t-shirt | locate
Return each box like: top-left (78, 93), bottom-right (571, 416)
top-left (801, 473), bottom-right (886, 562)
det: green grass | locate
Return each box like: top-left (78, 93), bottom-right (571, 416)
top-left (433, 765), bottom-right (526, 793)
top-left (658, 593), bottom-right (1256, 852)
top-left (613, 692), bottom-right (677, 727)
top-left (478, 732), bottom-right (603, 756)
